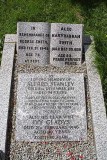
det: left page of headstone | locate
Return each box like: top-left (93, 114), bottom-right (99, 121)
top-left (17, 22), bottom-right (50, 66)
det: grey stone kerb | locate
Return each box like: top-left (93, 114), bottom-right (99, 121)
top-left (0, 34), bottom-right (16, 159)
top-left (85, 38), bottom-right (107, 160)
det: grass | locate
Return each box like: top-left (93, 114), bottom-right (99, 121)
top-left (0, 0), bottom-right (107, 113)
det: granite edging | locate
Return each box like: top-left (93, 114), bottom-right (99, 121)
top-left (0, 34), bottom-right (15, 159)
top-left (85, 38), bottom-right (107, 160)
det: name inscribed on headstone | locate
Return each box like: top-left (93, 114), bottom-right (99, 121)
top-left (17, 22), bottom-right (50, 66)
top-left (50, 23), bottom-right (83, 67)
top-left (16, 73), bottom-right (87, 141)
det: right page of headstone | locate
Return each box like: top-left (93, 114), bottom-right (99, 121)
top-left (50, 23), bottom-right (83, 67)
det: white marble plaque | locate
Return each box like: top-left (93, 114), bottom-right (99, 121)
top-left (50, 23), bottom-right (83, 67)
top-left (16, 73), bottom-right (87, 141)
top-left (17, 22), bottom-right (50, 66)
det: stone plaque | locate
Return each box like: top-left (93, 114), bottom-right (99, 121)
top-left (50, 23), bottom-right (83, 67)
top-left (17, 22), bottom-right (50, 66)
top-left (16, 73), bottom-right (87, 141)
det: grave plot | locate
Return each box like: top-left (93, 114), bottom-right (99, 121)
top-left (0, 22), bottom-right (107, 160)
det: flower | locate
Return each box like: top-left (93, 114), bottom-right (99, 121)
top-left (66, 151), bottom-right (73, 157)
top-left (63, 144), bottom-right (67, 148)
top-left (79, 155), bottom-right (84, 159)
top-left (56, 149), bottom-right (61, 154)
top-left (70, 156), bottom-right (76, 160)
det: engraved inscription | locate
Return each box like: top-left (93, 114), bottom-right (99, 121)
top-left (50, 23), bottom-right (83, 67)
top-left (16, 73), bottom-right (87, 141)
top-left (17, 22), bottom-right (50, 66)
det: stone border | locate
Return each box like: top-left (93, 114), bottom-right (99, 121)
top-left (85, 38), bottom-right (107, 160)
top-left (4, 34), bottom-right (17, 43)
top-left (0, 34), bottom-right (15, 159)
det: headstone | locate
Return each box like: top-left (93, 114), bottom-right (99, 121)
top-left (17, 22), bottom-right (83, 67)
top-left (50, 23), bottom-right (83, 67)
top-left (17, 22), bottom-right (50, 66)
top-left (16, 73), bottom-right (87, 141)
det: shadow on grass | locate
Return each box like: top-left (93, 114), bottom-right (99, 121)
top-left (70, 0), bottom-right (107, 17)
top-left (70, 0), bottom-right (107, 8)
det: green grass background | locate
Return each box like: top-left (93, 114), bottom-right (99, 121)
top-left (0, 0), bottom-right (107, 113)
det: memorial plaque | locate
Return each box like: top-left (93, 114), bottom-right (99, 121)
top-left (17, 22), bottom-right (50, 66)
top-left (16, 73), bottom-right (87, 141)
top-left (50, 23), bottom-right (83, 67)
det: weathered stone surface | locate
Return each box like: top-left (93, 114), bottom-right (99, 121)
top-left (0, 40), bottom-right (15, 153)
top-left (50, 23), bottom-right (83, 67)
top-left (17, 22), bottom-right (50, 66)
top-left (17, 22), bottom-right (83, 67)
top-left (5, 34), bottom-right (17, 43)
top-left (16, 73), bottom-right (87, 141)
top-left (85, 39), bottom-right (107, 160)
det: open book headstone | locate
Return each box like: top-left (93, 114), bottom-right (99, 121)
top-left (17, 22), bottom-right (83, 66)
